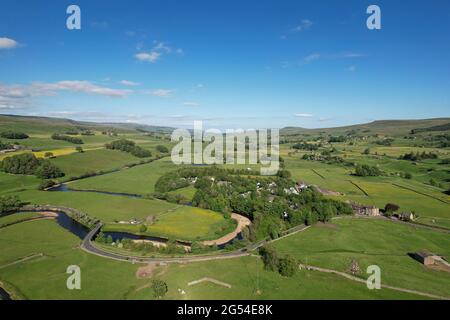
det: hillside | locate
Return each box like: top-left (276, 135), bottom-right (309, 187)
top-left (0, 114), bottom-right (173, 134)
top-left (281, 118), bottom-right (450, 138)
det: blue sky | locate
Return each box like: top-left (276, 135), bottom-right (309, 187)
top-left (1, 0), bottom-right (449, 129)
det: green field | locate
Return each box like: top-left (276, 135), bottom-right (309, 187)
top-left (0, 219), bottom-right (425, 300)
top-left (69, 157), bottom-right (177, 195)
top-left (50, 149), bottom-right (139, 179)
top-left (273, 218), bottom-right (450, 297)
top-left (1, 115), bottom-right (449, 300)
top-left (103, 206), bottom-right (235, 241)
top-left (284, 156), bottom-right (450, 228)
top-left (18, 190), bottom-right (176, 223)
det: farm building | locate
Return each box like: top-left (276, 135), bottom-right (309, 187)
top-left (413, 250), bottom-right (438, 266)
top-left (349, 202), bottom-right (380, 216)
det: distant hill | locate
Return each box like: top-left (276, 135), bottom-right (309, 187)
top-left (0, 114), bottom-right (174, 135)
top-left (281, 118), bottom-right (450, 138)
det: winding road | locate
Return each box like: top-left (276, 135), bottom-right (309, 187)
top-left (80, 222), bottom-right (310, 264)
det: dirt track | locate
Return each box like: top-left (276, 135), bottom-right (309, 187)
top-left (202, 213), bottom-right (251, 246)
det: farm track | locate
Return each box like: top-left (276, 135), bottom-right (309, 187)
top-left (300, 264), bottom-right (450, 300)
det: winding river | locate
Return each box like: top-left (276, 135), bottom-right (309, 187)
top-left (46, 183), bottom-right (245, 248)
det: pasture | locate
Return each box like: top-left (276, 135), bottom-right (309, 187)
top-left (272, 218), bottom-right (450, 297)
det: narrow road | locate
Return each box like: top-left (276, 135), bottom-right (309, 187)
top-left (300, 264), bottom-right (450, 300)
top-left (80, 222), bottom-right (311, 264)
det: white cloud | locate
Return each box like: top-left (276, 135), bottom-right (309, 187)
top-left (295, 113), bottom-right (313, 118)
top-left (120, 80), bottom-right (140, 86)
top-left (183, 102), bottom-right (199, 107)
top-left (134, 41), bottom-right (183, 63)
top-left (291, 20), bottom-right (313, 33)
top-left (0, 37), bottom-right (19, 50)
top-left (153, 41), bottom-right (172, 53)
top-left (135, 52), bottom-right (161, 63)
top-left (298, 52), bottom-right (365, 66)
top-left (145, 89), bottom-right (173, 98)
top-left (303, 53), bottom-right (321, 64)
top-left (32, 81), bottom-right (131, 97)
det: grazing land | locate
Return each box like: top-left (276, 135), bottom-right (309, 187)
top-left (0, 115), bottom-right (449, 300)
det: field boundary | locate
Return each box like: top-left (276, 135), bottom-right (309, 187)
top-left (347, 180), bottom-right (370, 197)
top-left (391, 183), bottom-right (449, 205)
top-left (300, 264), bottom-right (449, 300)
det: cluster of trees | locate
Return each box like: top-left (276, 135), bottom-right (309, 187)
top-left (156, 166), bottom-right (353, 241)
top-left (302, 153), bottom-right (350, 166)
top-left (375, 138), bottom-right (394, 146)
top-left (105, 139), bottom-right (152, 158)
top-left (155, 145), bottom-right (169, 153)
top-left (328, 136), bottom-right (346, 143)
top-left (0, 153), bottom-right (64, 179)
top-left (354, 164), bottom-right (382, 177)
top-left (0, 131), bottom-right (29, 139)
top-left (155, 166), bottom-right (261, 193)
top-left (292, 142), bottom-right (319, 151)
top-left (96, 233), bottom-right (186, 255)
top-left (51, 133), bottom-right (84, 144)
top-left (190, 170), bottom-right (352, 240)
top-left (399, 151), bottom-right (438, 161)
top-left (259, 245), bottom-right (297, 277)
top-left (0, 195), bottom-right (22, 214)
top-left (0, 140), bottom-right (13, 151)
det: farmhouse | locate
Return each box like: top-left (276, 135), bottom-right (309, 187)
top-left (349, 202), bottom-right (380, 216)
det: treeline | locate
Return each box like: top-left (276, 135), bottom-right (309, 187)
top-left (399, 151), bottom-right (438, 161)
top-left (0, 131), bottom-right (29, 139)
top-left (105, 139), bottom-right (152, 158)
top-left (51, 133), bottom-right (84, 144)
top-left (96, 233), bottom-right (187, 255)
top-left (411, 123), bottom-right (450, 134)
top-left (292, 142), bottom-right (319, 151)
top-left (354, 164), bottom-right (382, 177)
top-left (328, 136), bottom-right (346, 143)
top-left (0, 153), bottom-right (64, 179)
top-left (375, 138), bottom-right (394, 146)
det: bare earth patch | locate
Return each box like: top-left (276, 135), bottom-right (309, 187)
top-left (202, 213), bottom-right (251, 246)
top-left (136, 263), bottom-right (158, 279)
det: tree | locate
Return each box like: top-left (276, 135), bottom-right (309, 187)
top-left (151, 280), bottom-right (168, 299)
top-left (278, 255), bottom-right (297, 277)
top-left (384, 203), bottom-right (400, 213)
top-left (258, 245), bottom-right (279, 272)
top-left (139, 224), bottom-right (148, 233)
top-left (75, 146), bottom-right (84, 153)
top-left (0, 195), bottom-right (22, 214)
top-left (0, 140), bottom-right (13, 151)
top-left (363, 148), bottom-right (370, 155)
